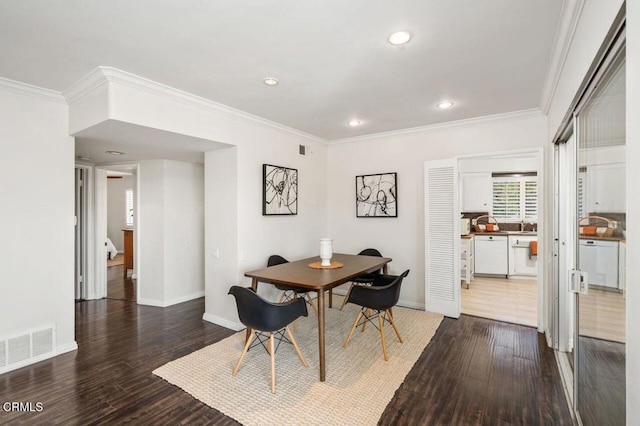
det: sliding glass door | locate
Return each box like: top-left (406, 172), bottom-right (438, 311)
top-left (573, 53), bottom-right (626, 426)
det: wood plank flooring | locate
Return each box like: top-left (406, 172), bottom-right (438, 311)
top-left (461, 277), bottom-right (538, 327)
top-left (579, 289), bottom-right (626, 343)
top-left (0, 298), bottom-right (572, 425)
top-left (106, 264), bottom-right (136, 301)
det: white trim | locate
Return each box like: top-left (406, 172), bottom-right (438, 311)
top-left (329, 109), bottom-right (545, 145)
top-left (202, 313), bottom-right (245, 331)
top-left (63, 66), bottom-right (326, 144)
top-left (555, 350), bottom-right (577, 422)
top-left (0, 76), bottom-right (66, 104)
top-left (138, 291), bottom-right (205, 308)
top-left (539, 0), bottom-right (586, 113)
top-left (56, 341), bottom-right (79, 355)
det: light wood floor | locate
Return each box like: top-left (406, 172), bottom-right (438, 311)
top-left (579, 288), bottom-right (626, 343)
top-left (461, 277), bottom-right (537, 327)
top-left (461, 277), bottom-right (626, 343)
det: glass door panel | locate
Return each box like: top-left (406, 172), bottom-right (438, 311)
top-left (575, 55), bottom-right (626, 425)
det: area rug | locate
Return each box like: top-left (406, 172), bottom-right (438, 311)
top-left (153, 297), bottom-right (442, 425)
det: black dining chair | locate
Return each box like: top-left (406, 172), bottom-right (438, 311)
top-left (342, 270), bottom-right (410, 361)
top-left (339, 248), bottom-right (384, 310)
top-left (228, 286), bottom-right (308, 393)
top-left (268, 255), bottom-right (318, 317)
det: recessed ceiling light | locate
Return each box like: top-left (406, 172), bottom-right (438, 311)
top-left (263, 77), bottom-right (279, 86)
top-left (106, 150), bottom-right (125, 155)
top-left (388, 31), bottom-right (412, 46)
top-left (438, 101), bottom-right (454, 109)
top-left (348, 119), bottom-right (362, 127)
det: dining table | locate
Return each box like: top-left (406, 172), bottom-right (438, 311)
top-left (244, 252), bottom-right (391, 381)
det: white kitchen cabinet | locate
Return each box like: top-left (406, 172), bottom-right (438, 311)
top-left (474, 235), bottom-right (508, 276)
top-left (508, 235), bottom-right (537, 276)
top-left (585, 163), bottom-right (625, 213)
top-left (461, 236), bottom-right (474, 288)
top-left (460, 172), bottom-right (492, 212)
top-left (579, 239), bottom-right (619, 289)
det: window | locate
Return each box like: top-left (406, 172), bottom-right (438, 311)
top-left (126, 189), bottom-right (134, 226)
top-left (492, 174), bottom-right (537, 222)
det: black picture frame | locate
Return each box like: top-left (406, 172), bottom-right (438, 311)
top-left (356, 172), bottom-right (397, 217)
top-left (263, 164), bottom-right (298, 215)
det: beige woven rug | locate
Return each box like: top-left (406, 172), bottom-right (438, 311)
top-left (154, 298), bottom-right (443, 425)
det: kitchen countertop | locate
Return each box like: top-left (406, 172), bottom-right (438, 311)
top-left (465, 231), bottom-right (538, 237)
top-left (579, 235), bottom-right (625, 242)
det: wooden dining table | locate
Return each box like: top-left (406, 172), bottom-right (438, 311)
top-left (244, 252), bottom-right (391, 381)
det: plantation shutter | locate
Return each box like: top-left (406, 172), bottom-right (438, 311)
top-left (524, 179), bottom-right (538, 221)
top-left (492, 179), bottom-right (521, 220)
top-left (126, 189), bottom-right (134, 226)
top-left (424, 159), bottom-right (460, 318)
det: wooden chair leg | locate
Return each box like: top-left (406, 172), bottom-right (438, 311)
top-left (387, 309), bottom-right (403, 343)
top-left (343, 311), bottom-right (363, 348)
top-left (285, 326), bottom-right (307, 367)
top-left (378, 314), bottom-right (388, 361)
top-left (269, 333), bottom-right (276, 394)
top-left (361, 309), bottom-right (370, 332)
top-left (233, 328), bottom-right (254, 376)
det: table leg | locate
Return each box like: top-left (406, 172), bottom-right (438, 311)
top-left (317, 288), bottom-right (326, 381)
top-left (383, 264), bottom-right (389, 275)
top-left (245, 278), bottom-right (259, 342)
top-left (329, 289), bottom-right (333, 308)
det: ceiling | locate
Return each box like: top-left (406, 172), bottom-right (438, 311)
top-left (1, 1), bottom-right (563, 143)
top-left (75, 120), bottom-right (230, 164)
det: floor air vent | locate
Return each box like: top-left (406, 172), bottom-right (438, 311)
top-left (0, 325), bottom-right (55, 373)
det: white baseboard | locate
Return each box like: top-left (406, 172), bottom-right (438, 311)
top-left (138, 291), bottom-right (204, 308)
top-left (57, 341), bottom-right (79, 355)
top-left (202, 313), bottom-right (244, 331)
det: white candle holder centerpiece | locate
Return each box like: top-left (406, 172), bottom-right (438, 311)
top-left (319, 238), bottom-right (333, 266)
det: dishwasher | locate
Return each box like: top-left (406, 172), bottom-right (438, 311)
top-left (578, 239), bottom-right (619, 289)
top-left (474, 235), bottom-right (508, 276)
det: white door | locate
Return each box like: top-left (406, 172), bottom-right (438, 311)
top-left (424, 159), bottom-right (460, 318)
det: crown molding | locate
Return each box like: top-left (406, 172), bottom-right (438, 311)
top-left (0, 76), bottom-right (65, 104)
top-left (64, 66), bottom-right (326, 144)
top-left (539, 0), bottom-right (586, 114)
top-left (329, 108), bottom-right (545, 145)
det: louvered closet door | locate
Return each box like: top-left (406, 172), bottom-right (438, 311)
top-left (424, 159), bottom-right (460, 318)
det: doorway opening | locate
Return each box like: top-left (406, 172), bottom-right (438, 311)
top-left (458, 149), bottom-right (543, 328)
top-left (105, 168), bottom-right (137, 302)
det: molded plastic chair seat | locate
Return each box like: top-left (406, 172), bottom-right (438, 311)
top-left (268, 255), bottom-right (317, 317)
top-left (339, 248), bottom-right (384, 310)
top-left (228, 286), bottom-right (308, 393)
top-left (343, 270), bottom-right (410, 361)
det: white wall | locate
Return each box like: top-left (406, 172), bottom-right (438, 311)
top-left (138, 160), bottom-right (165, 303)
top-left (0, 86), bottom-right (76, 355)
top-left (626, 0), bottom-right (639, 418)
top-left (164, 160), bottom-right (204, 303)
top-left (107, 175), bottom-right (134, 250)
top-left (138, 160), bottom-right (205, 306)
top-left (327, 112), bottom-right (547, 308)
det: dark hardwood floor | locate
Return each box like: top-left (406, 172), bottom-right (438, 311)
top-left (106, 264), bottom-right (136, 301)
top-left (0, 299), bottom-right (572, 425)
